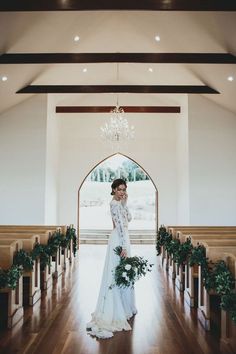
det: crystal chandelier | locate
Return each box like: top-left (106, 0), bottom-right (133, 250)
top-left (100, 63), bottom-right (135, 145)
top-left (100, 104), bottom-right (135, 142)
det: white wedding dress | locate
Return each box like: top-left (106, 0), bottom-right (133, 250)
top-left (86, 198), bottom-right (137, 339)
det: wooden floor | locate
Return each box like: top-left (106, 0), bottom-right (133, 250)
top-left (0, 245), bottom-right (233, 354)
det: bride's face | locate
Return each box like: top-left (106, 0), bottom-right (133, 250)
top-left (114, 184), bottom-right (127, 200)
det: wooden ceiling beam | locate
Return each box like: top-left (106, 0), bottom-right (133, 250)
top-left (17, 85), bottom-right (219, 94)
top-left (0, 0), bottom-right (236, 12)
top-left (1, 53), bottom-right (236, 64)
top-left (56, 106), bottom-right (181, 113)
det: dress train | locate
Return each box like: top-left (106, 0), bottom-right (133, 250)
top-left (87, 227), bottom-right (137, 339)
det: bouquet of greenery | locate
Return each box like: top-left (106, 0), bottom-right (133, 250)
top-left (110, 246), bottom-right (153, 289)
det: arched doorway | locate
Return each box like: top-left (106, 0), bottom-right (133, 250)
top-left (77, 153), bottom-right (158, 244)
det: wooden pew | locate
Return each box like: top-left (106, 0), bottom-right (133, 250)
top-left (0, 234), bottom-right (41, 306)
top-left (197, 241), bottom-right (236, 331)
top-left (0, 232), bottom-right (56, 290)
top-left (178, 232), bottom-right (236, 243)
top-left (160, 228), bottom-right (236, 299)
top-left (0, 229), bottom-right (65, 285)
top-left (165, 229), bottom-right (236, 286)
top-left (220, 250), bottom-right (236, 353)
top-left (159, 226), bottom-right (236, 346)
top-left (0, 225), bottom-right (67, 233)
top-left (182, 233), bottom-right (236, 307)
top-left (173, 234), bottom-right (236, 298)
top-left (160, 227), bottom-right (236, 271)
top-left (167, 226), bottom-right (236, 237)
top-left (36, 231), bottom-right (64, 281)
top-left (0, 225), bottom-right (73, 271)
top-left (0, 240), bottom-right (24, 328)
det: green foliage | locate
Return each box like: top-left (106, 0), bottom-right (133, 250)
top-left (216, 268), bottom-right (235, 295)
top-left (113, 245), bottom-right (123, 257)
top-left (156, 225), bottom-right (236, 324)
top-left (31, 242), bottom-right (42, 260)
top-left (156, 226), bottom-right (172, 255)
top-left (39, 246), bottom-right (52, 269)
top-left (189, 244), bottom-right (207, 267)
top-left (66, 225), bottom-right (77, 256)
top-left (0, 265), bottom-right (23, 290)
top-left (120, 160), bottom-right (136, 182)
top-left (204, 260), bottom-right (235, 295)
top-left (165, 238), bottom-right (180, 257)
top-left (47, 231), bottom-right (63, 256)
top-left (13, 249), bottom-right (34, 271)
top-left (0, 269), bottom-right (8, 289)
top-left (221, 293), bottom-right (236, 323)
top-left (91, 159), bottom-right (149, 182)
top-left (0, 224), bottom-right (77, 289)
top-left (203, 261), bottom-right (216, 292)
top-left (31, 243), bottom-right (51, 270)
top-left (60, 236), bottom-right (70, 249)
top-left (173, 238), bottom-right (193, 266)
top-left (111, 246), bottom-right (153, 288)
top-left (30, 227), bottom-right (77, 270)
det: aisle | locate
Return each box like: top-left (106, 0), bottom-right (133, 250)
top-left (0, 245), bottom-right (228, 354)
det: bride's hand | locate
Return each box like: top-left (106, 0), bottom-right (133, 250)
top-left (120, 248), bottom-right (127, 258)
top-left (121, 193), bottom-right (128, 205)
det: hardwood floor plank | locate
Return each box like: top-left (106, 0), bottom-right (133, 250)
top-left (0, 245), bottom-right (233, 354)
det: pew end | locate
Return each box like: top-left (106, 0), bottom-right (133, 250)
top-left (198, 244), bottom-right (236, 332)
top-left (0, 239), bottom-right (24, 328)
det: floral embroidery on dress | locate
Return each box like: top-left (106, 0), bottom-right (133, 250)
top-left (110, 199), bottom-right (132, 249)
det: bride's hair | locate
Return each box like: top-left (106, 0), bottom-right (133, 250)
top-left (111, 178), bottom-right (127, 195)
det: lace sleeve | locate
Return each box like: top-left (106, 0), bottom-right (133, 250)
top-left (121, 199), bottom-right (132, 222)
top-left (126, 206), bottom-right (132, 222)
top-left (110, 202), bottom-right (127, 249)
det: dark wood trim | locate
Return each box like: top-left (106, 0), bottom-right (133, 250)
top-left (17, 85), bottom-right (219, 94)
top-left (0, 0), bottom-right (236, 11)
top-left (56, 106), bottom-right (181, 113)
top-left (1, 53), bottom-right (236, 64)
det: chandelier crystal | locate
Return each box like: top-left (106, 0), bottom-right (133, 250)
top-left (100, 105), bottom-right (135, 143)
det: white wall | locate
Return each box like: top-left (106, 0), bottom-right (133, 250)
top-left (57, 108), bottom-right (179, 228)
top-left (176, 95), bottom-right (190, 225)
top-left (188, 95), bottom-right (236, 225)
top-left (0, 95), bottom-right (47, 224)
top-left (1, 92), bottom-right (235, 228)
top-left (44, 95), bottom-right (60, 224)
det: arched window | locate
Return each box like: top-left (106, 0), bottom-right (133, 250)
top-left (78, 153), bottom-right (158, 243)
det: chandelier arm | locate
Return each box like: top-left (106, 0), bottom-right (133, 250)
top-left (100, 62), bottom-right (135, 145)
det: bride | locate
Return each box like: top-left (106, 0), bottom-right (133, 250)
top-left (86, 178), bottom-right (137, 339)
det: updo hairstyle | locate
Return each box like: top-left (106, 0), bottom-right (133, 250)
top-left (111, 178), bottom-right (127, 195)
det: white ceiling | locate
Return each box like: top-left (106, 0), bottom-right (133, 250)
top-left (0, 11), bottom-right (236, 115)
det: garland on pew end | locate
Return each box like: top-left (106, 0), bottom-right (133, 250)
top-left (156, 225), bottom-right (236, 324)
top-left (0, 265), bottom-right (23, 290)
top-left (0, 225), bottom-right (78, 290)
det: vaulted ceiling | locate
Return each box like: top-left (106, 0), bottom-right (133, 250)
top-left (0, 1), bottom-right (236, 115)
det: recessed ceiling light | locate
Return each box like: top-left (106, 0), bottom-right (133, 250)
top-left (155, 35), bottom-right (161, 42)
top-left (1, 76), bottom-right (8, 82)
top-left (148, 67), bottom-right (153, 73)
top-left (74, 35), bottom-right (80, 42)
top-left (227, 76), bottom-right (234, 82)
top-left (83, 68), bottom-right (87, 73)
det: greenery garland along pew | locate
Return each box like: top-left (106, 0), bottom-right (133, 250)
top-left (0, 225), bottom-right (77, 290)
top-left (156, 226), bottom-right (236, 324)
